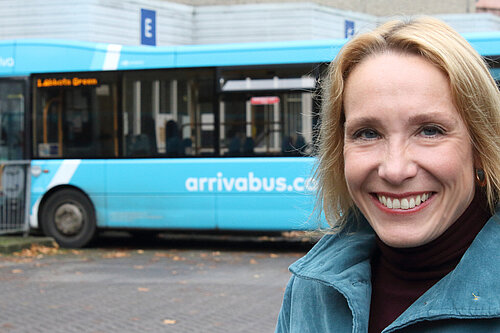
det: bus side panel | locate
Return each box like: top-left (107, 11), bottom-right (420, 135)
top-left (105, 159), bottom-right (216, 229)
top-left (30, 159), bottom-right (107, 228)
top-left (210, 157), bottom-right (317, 230)
top-left (217, 193), bottom-right (316, 230)
top-left (31, 158), bottom-right (320, 231)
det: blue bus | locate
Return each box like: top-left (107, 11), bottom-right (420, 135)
top-left (1, 34), bottom-right (500, 247)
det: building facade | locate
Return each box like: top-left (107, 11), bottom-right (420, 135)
top-left (173, 0), bottom-right (478, 16)
top-left (0, 0), bottom-right (498, 46)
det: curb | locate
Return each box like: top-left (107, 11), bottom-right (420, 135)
top-left (0, 236), bottom-right (56, 254)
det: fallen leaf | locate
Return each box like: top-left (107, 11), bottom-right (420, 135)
top-left (137, 287), bottom-right (149, 292)
top-left (102, 251), bottom-right (130, 259)
top-left (11, 269), bottom-right (23, 274)
top-left (270, 253), bottom-right (279, 258)
top-left (163, 319), bottom-right (177, 325)
top-left (249, 259), bottom-right (258, 264)
top-left (134, 265), bottom-right (144, 270)
top-left (14, 244), bottom-right (60, 257)
top-left (37, 244), bottom-right (59, 254)
top-left (212, 251), bottom-right (221, 256)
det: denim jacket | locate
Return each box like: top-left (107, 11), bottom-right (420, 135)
top-left (275, 210), bottom-right (500, 333)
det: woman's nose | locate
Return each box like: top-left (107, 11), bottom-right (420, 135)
top-left (377, 142), bottom-right (417, 185)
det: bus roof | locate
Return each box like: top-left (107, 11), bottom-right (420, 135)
top-left (0, 38), bottom-right (344, 77)
top-left (1, 31), bottom-right (500, 76)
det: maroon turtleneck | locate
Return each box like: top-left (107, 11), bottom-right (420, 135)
top-left (368, 192), bottom-right (491, 333)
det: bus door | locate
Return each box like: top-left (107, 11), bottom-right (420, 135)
top-left (0, 78), bottom-right (28, 160)
top-left (0, 78), bottom-right (29, 234)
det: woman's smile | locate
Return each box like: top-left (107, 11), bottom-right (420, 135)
top-left (374, 192), bottom-right (433, 210)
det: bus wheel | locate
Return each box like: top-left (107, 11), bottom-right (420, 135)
top-left (41, 189), bottom-right (96, 248)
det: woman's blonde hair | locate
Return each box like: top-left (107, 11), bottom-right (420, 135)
top-left (316, 16), bottom-right (500, 230)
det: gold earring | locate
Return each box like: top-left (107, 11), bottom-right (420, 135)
top-left (475, 169), bottom-right (487, 187)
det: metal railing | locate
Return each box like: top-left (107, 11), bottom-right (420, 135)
top-left (0, 161), bottom-right (30, 235)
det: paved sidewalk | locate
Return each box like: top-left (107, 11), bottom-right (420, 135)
top-left (0, 234), bottom-right (314, 332)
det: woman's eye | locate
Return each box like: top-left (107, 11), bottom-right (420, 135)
top-left (419, 125), bottom-right (444, 137)
top-left (354, 129), bottom-right (379, 140)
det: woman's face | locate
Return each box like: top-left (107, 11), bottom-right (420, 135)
top-left (343, 53), bottom-right (476, 248)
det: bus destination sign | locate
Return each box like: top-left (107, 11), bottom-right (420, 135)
top-left (37, 77), bottom-right (99, 88)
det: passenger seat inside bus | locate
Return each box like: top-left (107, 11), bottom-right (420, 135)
top-left (243, 137), bottom-right (254, 155)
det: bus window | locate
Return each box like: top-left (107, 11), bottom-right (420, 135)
top-left (282, 92), bottom-right (313, 155)
top-left (0, 80), bottom-right (26, 160)
top-left (33, 73), bottom-right (119, 158)
top-left (220, 91), bottom-right (313, 157)
top-left (122, 69), bottom-right (215, 157)
top-left (218, 66), bottom-right (317, 157)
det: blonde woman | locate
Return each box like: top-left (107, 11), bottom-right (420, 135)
top-left (276, 17), bottom-right (500, 332)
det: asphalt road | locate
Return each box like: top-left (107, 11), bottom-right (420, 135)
top-left (0, 232), bottom-right (317, 333)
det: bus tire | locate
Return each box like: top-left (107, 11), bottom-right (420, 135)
top-left (41, 189), bottom-right (96, 248)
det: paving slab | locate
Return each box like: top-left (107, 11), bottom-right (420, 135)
top-left (0, 235), bottom-right (314, 333)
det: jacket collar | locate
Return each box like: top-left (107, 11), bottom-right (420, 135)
top-left (289, 216), bottom-right (376, 332)
top-left (290, 210), bottom-right (500, 331)
top-left (289, 215), bottom-right (375, 286)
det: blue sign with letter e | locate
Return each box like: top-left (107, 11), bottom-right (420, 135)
top-left (141, 9), bottom-right (156, 46)
top-left (345, 20), bottom-right (355, 38)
